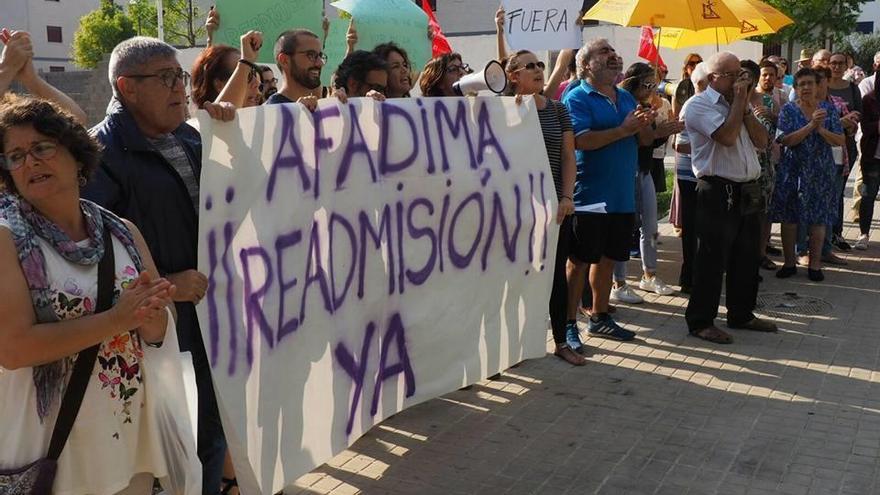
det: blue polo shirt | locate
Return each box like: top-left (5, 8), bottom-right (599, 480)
top-left (563, 80), bottom-right (639, 213)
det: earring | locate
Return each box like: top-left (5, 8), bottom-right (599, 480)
top-left (78, 172), bottom-right (87, 187)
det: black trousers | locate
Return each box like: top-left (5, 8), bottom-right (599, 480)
top-left (677, 179), bottom-right (698, 289)
top-left (685, 177), bottom-right (761, 332)
top-left (550, 216), bottom-right (572, 344)
top-left (860, 159), bottom-right (880, 235)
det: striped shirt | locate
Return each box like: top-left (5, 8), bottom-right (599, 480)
top-left (684, 86), bottom-right (761, 182)
top-left (537, 98), bottom-right (574, 200)
top-left (146, 134), bottom-right (200, 213)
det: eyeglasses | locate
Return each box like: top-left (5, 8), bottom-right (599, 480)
top-left (123, 68), bottom-right (190, 89)
top-left (0, 140), bottom-right (58, 171)
top-left (642, 81), bottom-right (658, 90)
top-left (515, 61), bottom-right (546, 72)
top-left (446, 63), bottom-right (470, 74)
top-left (288, 50), bottom-right (328, 63)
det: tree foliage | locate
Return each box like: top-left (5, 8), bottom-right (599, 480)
top-left (128, 0), bottom-right (206, 48)
top-left (72, 0), bottom-right (136, 69)
top-left (839, 33), bottom-right (880, 71)
top-left (756, 0), bottom-right (868, 50)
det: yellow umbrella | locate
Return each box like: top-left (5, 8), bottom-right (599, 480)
top-left (583, 0), bottom-right (792, 32)
top-left (657, 19), bottom-right (791, 50)
top-left (584, 0), bottom-right (743, 31)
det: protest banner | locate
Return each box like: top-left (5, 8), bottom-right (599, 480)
top-left (324, 0), bottom-right (431, 86)
top-left (196, 97), bottom-right (557, 493)
top-left (213, 0), bottom-right (323, 65)
top-left (501, 0), bottom-right (583, 51)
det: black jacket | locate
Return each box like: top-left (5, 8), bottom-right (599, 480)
top-left (84, 98), bottom-right (204, 352)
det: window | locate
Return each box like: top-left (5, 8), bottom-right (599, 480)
top-left (857, 21), bottom-right (874, 34)
top-left (46, 26), bottom-right (62, 43)
top-left (49, 66), bottom-right (65, 72)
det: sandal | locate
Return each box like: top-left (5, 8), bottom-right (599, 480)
top-left (760, 256), bottom-right (777, 270)
top-left (221, 477), bottom-right (238, 495)
top-left (691, 326), bottom-right (733, 344)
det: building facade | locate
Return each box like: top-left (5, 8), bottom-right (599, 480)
top-left (5, 0), bottom-right (101, 72)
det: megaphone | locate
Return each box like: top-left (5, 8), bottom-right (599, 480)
top-left (658, 80), bottom-right (678, 97)
top-left (453, 60), bottom-right (508, 96)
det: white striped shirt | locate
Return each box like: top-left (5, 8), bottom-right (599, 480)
top-left (684, 86), bottom-right (761, 182)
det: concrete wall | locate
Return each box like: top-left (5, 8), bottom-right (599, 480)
top-left (12, 58), bottom-right (114, 128)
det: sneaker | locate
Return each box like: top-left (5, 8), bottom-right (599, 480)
top-left (833, 235), bottom-right (852, 251)
top-left (565, 321), bottom-right (584, 353)
top-left (588, 315), bottom-right (636, 341)
top-left (854, 234), bottom-right (869, 250)
top-left (610, 284), bottom-right (644, 304)
top-left (639, 275), bottom-right (675, 296)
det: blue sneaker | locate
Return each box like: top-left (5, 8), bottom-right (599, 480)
top-left (588, 315), bottom-right (636, 341)
top-left (565, 321), bottom-right (584, 352)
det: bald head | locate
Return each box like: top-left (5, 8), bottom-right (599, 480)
top-left (706, 51), bottom-right (739, 73)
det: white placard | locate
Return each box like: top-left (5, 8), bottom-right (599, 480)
top-left (196, 97), bottom-right (557, 494)
top-left (502, 0), bottom-right (583, 51)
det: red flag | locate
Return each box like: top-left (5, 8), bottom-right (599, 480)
top-left (637, 26), bottom-right (665, 69)
top-left (422, 0), bottom-right (452, 57)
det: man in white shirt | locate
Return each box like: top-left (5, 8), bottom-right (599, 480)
top-left (682, 52), bottom-right (776, 344)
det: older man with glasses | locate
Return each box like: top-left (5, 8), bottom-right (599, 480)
top-left (682, 51), bottom-right (776, 344)
top-left (83, 36), bottom-right (233, 495)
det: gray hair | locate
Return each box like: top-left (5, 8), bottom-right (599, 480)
top-left (108, 36), bottom-right (178, 96)
top-left (690, 61), bottom-right (710, 88)
top-left (575, 38), bottom-right (609, 80)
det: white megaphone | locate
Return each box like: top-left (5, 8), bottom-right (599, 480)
top-left (453, 60), bottom-right (508, 96)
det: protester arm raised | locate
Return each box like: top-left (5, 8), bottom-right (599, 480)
top-left (544, 50), bottom-right (573, 100)
top-left (216, 31), bottom-right (263, 108)
top-left (495, 6), bottom-right (507, 63)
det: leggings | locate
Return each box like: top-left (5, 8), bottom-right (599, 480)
top-left (550, 217), bottom-right (572, 344)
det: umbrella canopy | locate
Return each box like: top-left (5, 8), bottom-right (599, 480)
top-left (583, 0), bottom-right (791, 32)
top-left (654, 0), bottom-right (793, 49)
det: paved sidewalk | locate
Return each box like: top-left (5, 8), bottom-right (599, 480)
top-left (289, 201), bottom-right (880, 495)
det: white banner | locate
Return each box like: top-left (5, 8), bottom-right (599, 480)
top-left (196, 97), bottom-right (557, 493)
top-left (502, 0), bottom-right (583, 51)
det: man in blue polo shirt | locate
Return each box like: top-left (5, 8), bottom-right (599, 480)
top-left (563, 38), bottom-right (655, 347)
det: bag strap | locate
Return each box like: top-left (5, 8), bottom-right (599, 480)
top-left (46, 228), bottom-right (116, 460)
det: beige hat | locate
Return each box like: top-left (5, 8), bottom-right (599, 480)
top-left (797, 48), bottom-right (814, 62)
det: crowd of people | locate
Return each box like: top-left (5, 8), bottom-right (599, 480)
top-left (0, 7), bottom-right (877, 494)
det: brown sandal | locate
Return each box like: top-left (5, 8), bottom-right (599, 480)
top-left (692, 326), bottom-right (733, 344)
top-left (554, 344), bottom-right (587, 366)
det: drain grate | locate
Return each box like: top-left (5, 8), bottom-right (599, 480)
top-left (755, 292), bottom-right (834, 317)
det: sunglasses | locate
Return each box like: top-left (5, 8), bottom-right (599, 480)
top-left (446, 63), bottom-right (470, 74)
top-left (516, 61), bottom-right (546, 72)
top-left (642, 81), bottom-right (658, 90)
